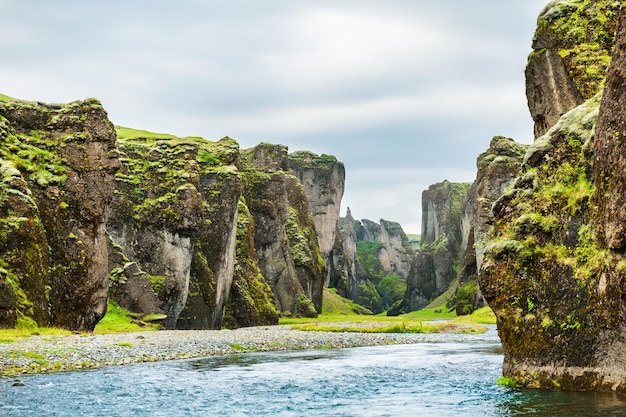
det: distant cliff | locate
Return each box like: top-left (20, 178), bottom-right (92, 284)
top-left (0, 99), bottom-right (341, 330)
top-left (333, 212), bottom-right (413, 314)
top-left (288, 150), bottom-right (345, 288)
top-left (400, 181), bottom-right (471, 312)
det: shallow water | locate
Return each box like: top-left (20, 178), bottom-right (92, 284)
top-left (1, 329), bottom-right (625, 416)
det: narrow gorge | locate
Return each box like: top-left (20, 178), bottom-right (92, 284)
top-left (3, 0), bottom-right (626, 397)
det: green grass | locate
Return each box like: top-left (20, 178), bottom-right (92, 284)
top-left (321, 288), bottom-right (373, 315)
top-left (280, 286), bottom-right (495, 331)
top-left (0, 93), bottom-right (13, 102)
top-left (0, 326), bottom-right (71, 342)
top-left (94, 301), bottom-right (159, 334)
top-left (291, 320), bottom-right (485, 334)
top-left (115, 125), bottom-right (205, 143)
top-left (115, 126), bottom-right (180, 141)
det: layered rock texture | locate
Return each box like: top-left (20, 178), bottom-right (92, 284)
top-left (0, 99), bottom-right (339, 330)
top-left (526, 0), bottom-right (620, 138)
top-left (401, 181), bottom-right (471, 312)
top-left (480, 1), bottom-right (626, 393)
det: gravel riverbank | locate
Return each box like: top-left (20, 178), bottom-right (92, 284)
top-left (0, 325), bottom-right (456, 378)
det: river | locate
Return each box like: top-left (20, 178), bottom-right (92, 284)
top-left (1, 328), bottom-right (625, 416)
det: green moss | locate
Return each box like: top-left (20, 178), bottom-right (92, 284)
top-left (537, 0), bottom-right (621, 98)
top-left (0, 126), bottom-right (69, 188)
top-left (94, 301), bottom-right (159, 334)
top-left (147, 275), bottom-right (166, 294)
top-left (285, 207), bottom-right (313, 266)
top-left (496, 376), bottom-right (520, 388)
top-left (456, 281), bottom-right (479, 315)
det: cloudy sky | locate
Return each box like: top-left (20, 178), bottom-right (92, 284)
top-left (2, 1), bottom-right (549, 233)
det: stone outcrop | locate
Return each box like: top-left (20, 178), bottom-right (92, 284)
top-left (241, 144), bottom-right (323, 317)
top-left (289, 151), bottom-right (345, 287)
top-left (526, 0), bottom-right (620, 137)
top-left (402, 181), bottom-right (471, 311)
top-left (0, 99), bottom-right (119, 331)
top-left (0, 95), bottom-right (341, 330)
top-left (454, 137), bottom-right (528, 315)
top-left (107, 137), bottom-right (242, 329)
top-left (329, 208), bottom-right (358, 299)
top-left (335, 214), bottom-right (413, 313)
top-left (477, 1), bottom-right (626, 394)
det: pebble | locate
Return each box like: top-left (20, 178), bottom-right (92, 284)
top-left (0, 325), bottom-right (492, 377)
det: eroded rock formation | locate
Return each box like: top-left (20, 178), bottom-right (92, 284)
top-left (0, 99), bottom-right (119, 330)
top-left (0, 97), bottom-right (340, 330)
top-left (477, 1), bottom-right (626, 393)
top-left (289, 151), bottom-right (345, 288)
top-left (454, 137), bottom-right (528, 315)
top-left (335, 214), bottom-right (413, 314)
top-left (526, 0), bottom-right (620, 137)
top-left (402, 181), bottom-right (471, 311)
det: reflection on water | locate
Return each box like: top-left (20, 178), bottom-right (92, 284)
top-left (0, 329), bottom-right (625, 416)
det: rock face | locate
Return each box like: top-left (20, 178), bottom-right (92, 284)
top-left (526, 0), bottom-right (620, 138)
top-left (402, 181), bottom-right (471, 311)
top-left (289, 151), bottom-right (345, 287)
top-left (330, 208), bottom-right (358, 299)
top-left (594, 9), bottom-right (626, 251)
top-left (107, 137), bottom-right (242, 329)
top-left (241, 144), bottom-right (324, 317)
top-left (0, 96), bottom-right (340, 330)
top-left (480, 93), bottom-right (608, 392)
top-left (478, 1), bottom-right (626, 393)
top-left (0, 99), bottom-right (119, 330)
top-left (335, 214), bottom-right (413, 313)
top-left (454, 137), bottom-right (528, 315)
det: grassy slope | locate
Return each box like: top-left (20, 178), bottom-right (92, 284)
top-left (115, 125), bottom-right (206, 143)
top-left (281, 286), bottom-right (495, 328)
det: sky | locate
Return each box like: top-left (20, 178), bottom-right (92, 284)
top-left (1, 0), bottom-right (550, 234)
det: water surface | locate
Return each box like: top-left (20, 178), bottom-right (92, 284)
top-left (1, 330), bottom-right (625, 416)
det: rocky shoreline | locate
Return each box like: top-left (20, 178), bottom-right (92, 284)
top-left (0, 325), bottom-right (490, 379)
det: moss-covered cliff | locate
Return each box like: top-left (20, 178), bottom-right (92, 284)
top-left (453, 137), bottom-right (528, 315)
top-left (241, 144), bottom-right (323, 317)
top-left (401, 181), bottom-right (471, 312)
top-left (477, 1), bottom-right (626, 393)
top-left (0, 98), bottom-right (338, 330)
top-left (527, 0), bottom-right (621, 137)
top-left (0, 98), bottom-right (119, 330)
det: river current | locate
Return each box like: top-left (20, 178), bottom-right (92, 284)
top-left (1, 328), bottom-right (625, 416)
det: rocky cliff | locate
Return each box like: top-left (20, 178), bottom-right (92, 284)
top-left (479, 3), bottom-right (626, 393)
top-left (0, 98), bottom-right (119, 331)
top-left (0, 98), bottom-right (339, 330)
top-left (401, 181), bottom-right (471, 311)
top-left (453, 137), bottom-right (528, 315)
top-left (526, 0), bottom-right (620, 137)
top-left (333, 213), bottom-right (413, 313)
top-left (241, 143), bottom-right (324, 318)
top-left (288, 151), bottom-right (345, 288)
